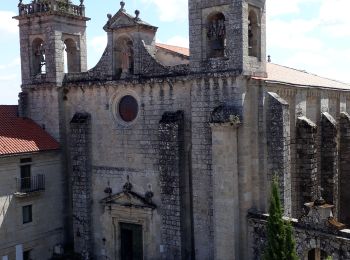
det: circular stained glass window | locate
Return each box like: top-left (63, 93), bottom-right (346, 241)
top-left (118, 95), bottom-right (139, 122)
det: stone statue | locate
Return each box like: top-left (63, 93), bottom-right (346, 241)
top-left (120, 39), bottom-right (133, 75)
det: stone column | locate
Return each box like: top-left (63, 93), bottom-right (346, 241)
top-left (210, 121), bottom-right (240, 260)
top-left (158, 111), bottom-right (184, 260)
top-left (69, 112), bottom-right (93, 259)
top-left (321, 112), bottom-right (338, 217)
top-left (339, 112), bottom-right (350, 225)
top-left (295, 117), bottom-right (318, 217)
top-left (266, 92), bottom-right (291, 216)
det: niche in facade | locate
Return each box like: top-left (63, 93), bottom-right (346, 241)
top-left (64, 38), bottom-right (80, 73)
top-left (32, 38), bottom-right (46, 76)
top-left (207, 12), bottom-right (226, 58)
top-left (248, 8), bottom-right (260, 58)
top-left (115, 36), bottom-right (134, 79)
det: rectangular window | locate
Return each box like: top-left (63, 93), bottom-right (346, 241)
top-left (22, 205), bottom-right (32, 224)
top-left (20, 158), bottom-right (32, 164)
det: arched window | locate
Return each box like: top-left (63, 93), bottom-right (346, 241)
top-left (207, 13), bottom-right (226, 58)
top-left (248, 10), bottom-right (260, 58)
top-left (115, 36), bottom-right (134, 79)
top-left (32, 38), bottom-right (46, 75)
top-left (64, 38), bottom-right (80, 73)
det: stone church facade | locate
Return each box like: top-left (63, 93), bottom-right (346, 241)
top-left (4, 0), bottom-right (350, 259)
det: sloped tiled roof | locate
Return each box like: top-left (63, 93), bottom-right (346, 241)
top-left (157, 43), bottom-right (350, 90)
top-left (156, 43), bottom-right (190, 57)
top-left (264, 63), bottom-right (350, 90)
top-left (0, 105), bottom-right (59, 156)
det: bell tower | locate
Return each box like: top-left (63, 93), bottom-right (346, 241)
top-left (188, 0), bottom-right (266, 77)
top-left (14, 0), bottom-right (90, 86)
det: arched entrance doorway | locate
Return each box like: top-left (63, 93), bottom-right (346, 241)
top-left (307, 248), bottom-right (331, 260)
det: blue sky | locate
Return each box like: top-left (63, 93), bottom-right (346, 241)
top-left (0, 0), bottom-right (349, 104)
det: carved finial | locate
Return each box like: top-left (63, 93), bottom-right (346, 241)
top-left (314, 186), bottom-right (326, 206)
top-left (120, 1), bottom-right (125, 11)
top-left (18, 0), bottom-right (23, 7)
top-left (123, 175), bottom-right (132, 192)
top-left (107, 13), bottom-right (112, 20)
top-left (268, 55), bottom-right (271, 63)
top-left (79, 0), bottom-right (84, 6)
top-left (135, 10), bottom-right (140, 20)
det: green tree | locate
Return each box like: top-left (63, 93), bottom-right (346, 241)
top-left (264, 178), bottom-right (298, 260)
top-left (285, 221), bottom-right (298, 260)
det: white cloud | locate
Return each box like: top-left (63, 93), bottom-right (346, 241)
top-left (140, 0), bottom-right (187, 22)
top-left (267, 18), bottom-right (322, 51)
top-left (267, 0), bottom-right (321, 17)
top-left (0, 11), bottom-right (18, 34)
top-left (165, 36), bottom-right (189, 48)
top-left (0, 74), bottom-right (18, 81)
top-left (89, 35), bottom-right (107, 53)
top-left (318, 0), bottom-right (350, 37)
top-left (0, 57), bottom-right (20, 70)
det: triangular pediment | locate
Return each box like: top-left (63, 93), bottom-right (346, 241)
top-left (101, 190), bottom-right (156, 209)
top-left (110, 13), bottom-right (137, 29)
top-left (104, 10), bottom-right (157, 31)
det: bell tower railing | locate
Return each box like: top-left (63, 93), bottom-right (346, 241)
top-left (18, 0), bottom-right (85, 17)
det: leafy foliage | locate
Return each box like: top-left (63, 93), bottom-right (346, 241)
top-left (264, 178), bottom-right (298, 260)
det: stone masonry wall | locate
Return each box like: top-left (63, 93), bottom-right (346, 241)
top-left (248, 214), bottom-right (350, 260)
top-left (295, 117), bottom-right (318, 217)
top-left (339, 112), bottom-right (350, 225)
top-left (321, 112), bottom-right (338, 216)
top-left (266, 92), bottom-right (291, 216)
top-left (158, 111), bottom-right (185, 260)
top-left (70, 112), bottom-right (93, 259)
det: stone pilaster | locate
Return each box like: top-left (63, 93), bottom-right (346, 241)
top-left (295, 117), bottom-right (318, 218)
top-left (321, 112), bottom-right (338, 217)
top-left (18, 92), bottom-right (28, 118)
top-left (158, 111), bottom-right (184, 260)
top-left (266, 92), bottom-right (291, 216)
top-left (70, 112), bottom-right (92, 259)
top-left (210, 121), bottom-right (241, 260)
top-left (339, 112), bottom-right (350, 225)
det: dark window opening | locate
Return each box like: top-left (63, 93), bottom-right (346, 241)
top-left (119, 95), bottom-right (139, 122)
top-left (20, 158), bottom-right (32, 164)
top-left (120, 223), bottom-right (143, 260)
top-left (23, 250), bottom-right (32, 260)
top-left (20, 163), bottom-right (31, 191)
top-left (22, 205), bottom-right (33, 224)
top-left (207, 13), bottom-right (226, 58)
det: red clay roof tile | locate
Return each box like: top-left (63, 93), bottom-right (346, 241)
top-left (156, 43), bottom-right (190, 57)
top-left (0, 105), bottom-right (59, 156)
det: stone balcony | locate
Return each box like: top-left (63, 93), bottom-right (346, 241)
top-left (14, 174), bottom-right (45, 198)
top-left (17, 0), bottom-right (85, 17)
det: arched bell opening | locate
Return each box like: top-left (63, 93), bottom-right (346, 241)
top-left (64, 38), bottom-right (80, 73)
top-left (248, 9), bottom-right (260, 58)
top-left (31, 38), bottom-right (46, 76)
top-left (207, 12), bottom-right (226, 59)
